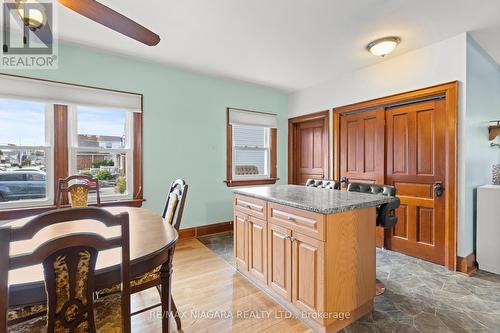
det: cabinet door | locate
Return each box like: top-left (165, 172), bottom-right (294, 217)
top-left (248, 216), bottom-right (267, 283)
top-left (267, 223), bottom-right (292, 301)
top-left (292, 231), bottom-right (325, 315)
top-left (234, 210), bottom-right (248, 271)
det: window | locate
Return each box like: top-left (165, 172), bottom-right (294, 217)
top-left (69, 106), bottom-right (133, 201)
top-left (0, 73), bottom-right (143, 217)
top-left (0, 98), bottom-right (53, 208)
top-left (226, 108), bottom-right (278, 186)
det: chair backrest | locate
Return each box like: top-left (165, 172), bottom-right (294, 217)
top-left (56, 175), bottom-right (101, 208)
top-left (161, 179), bottom-right (188, 232)
top-left (346, 182), bottom-right (396, 196)
top-left (0, 207), bottom-right (130, 333)
top-left (346, 182), bottom-right (400, 229)
top-left (305, 179), bottom-right (340, 190)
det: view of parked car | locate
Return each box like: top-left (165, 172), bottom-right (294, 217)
top-left (0, 170), bottom-right (46, 202)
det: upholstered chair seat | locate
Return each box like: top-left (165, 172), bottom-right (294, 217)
top-left (305, 178), bottom-right (340, 190)
top-left (8, 294), bottom-right (123, 333)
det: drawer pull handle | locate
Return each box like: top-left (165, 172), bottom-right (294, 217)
top-left (287, 217), bottom-right (295, 222)
top-left (245, 204), bottom-right (252, 209)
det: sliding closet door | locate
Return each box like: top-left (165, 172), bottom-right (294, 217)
top-left (339, 108), bottom-right (385, 247)
top-left (340, 108), bottom-right (385, 185)
top-left (385, 99), bottom-right (446, 265)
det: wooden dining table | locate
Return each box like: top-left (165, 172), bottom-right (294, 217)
top-left (6, 206), bottom-right (178, 331)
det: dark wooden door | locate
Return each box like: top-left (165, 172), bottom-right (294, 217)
top-left (293, 118), bottom-right (328, 185)
top-left (385, 99), bottom-right (446, 265)
top-left (339, 108), bottom-right (385, 246)
top-left (340, 108), bottom-right (385, 185)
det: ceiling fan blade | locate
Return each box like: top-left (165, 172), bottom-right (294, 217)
top-left (57, 0), bottom-right (160, 46)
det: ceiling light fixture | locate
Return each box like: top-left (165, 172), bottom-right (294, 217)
top-left (367, 36), bottom-right (401, 57)
top-left (16, 0), bottom-right (46, 31)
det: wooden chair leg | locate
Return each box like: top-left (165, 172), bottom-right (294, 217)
top-left (172, 299), bottom-right (182, 330)
top-left (160, 249), bottom-right (174, 333)
top-left (156, 284), bottom-right (181, 330)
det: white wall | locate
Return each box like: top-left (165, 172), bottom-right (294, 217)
top-left (288, 33), bottom-right (467, 117)
top-left (288, 33), bottom-right (476, 257)
top-left (465, 35), bottom-right (500, 254)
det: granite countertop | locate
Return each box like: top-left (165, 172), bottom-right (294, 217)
top-left (233, 185), bottom-right (396, 215)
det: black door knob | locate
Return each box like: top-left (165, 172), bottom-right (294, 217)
top-left (434, 182), bottom-right (444, 197)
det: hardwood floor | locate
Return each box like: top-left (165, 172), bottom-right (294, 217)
top-left (131, 238), bottom-right (313, 332)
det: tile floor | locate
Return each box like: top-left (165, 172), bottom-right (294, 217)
top-left (199, 232), bottom-right (500, 333)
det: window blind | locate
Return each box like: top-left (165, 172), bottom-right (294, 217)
top-left (228, 108), bottom-right (277, 128)
top-left (0, 74), bottom-right (142, 112)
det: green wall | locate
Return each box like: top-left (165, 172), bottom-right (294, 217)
top-left (3, 43), bottom-right (288, 228)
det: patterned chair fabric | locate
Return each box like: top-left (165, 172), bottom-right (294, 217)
top-left (235, 165), bottom-right (259, 176)
top-left (305, 179), bottom-right (340, 190)
top-left (69, 186), bottom-right (90, 207)
top-left (8, 293), bottom-right (123, 333)
top-left (346, 182), bottom-right (400, 229)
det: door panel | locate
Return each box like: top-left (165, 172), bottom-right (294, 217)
top-left (234, 210), bottom-right (248, 271)
top-left (292, 232), bottom-right (324, 316)
top-left (267, 223), bottom-right (292, 301)
top-left (293, 118), bottom-right (328, 185)
top-left (248, 216), bottom-right (267, 283)
top-left (340, 108), bottom-right (385, 246)
top-left (340, 108), bottom-right (385, 185)
top-left (386, 99), bottom-right (446, 265)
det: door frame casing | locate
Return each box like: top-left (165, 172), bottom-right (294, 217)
top-left (288, 111), bottom-right (330, 185)
top-left (332, 81), bottom-right (458, 270)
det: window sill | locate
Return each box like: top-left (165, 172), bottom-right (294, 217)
top-left (0, 198), bottom-right (145, 221)
top-left (224, 178), bottom-right (279, 187)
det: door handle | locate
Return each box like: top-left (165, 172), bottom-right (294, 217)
top-left (341, 176), bottom-right (348, 189)
top-left (434, 181), bottom-right (444, 197)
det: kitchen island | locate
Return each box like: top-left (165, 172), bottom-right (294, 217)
top-left (232, 185), bottom-right (395, 333)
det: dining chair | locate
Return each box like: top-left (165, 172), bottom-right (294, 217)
top-left (305, 178), bottom-right (340, 190)
top-left (56, 175), bottom-right (101, 208)
top-left (346, 182), bottom-right (400, 295)
top-left (98, 179), bottom-right (188, 331)
top-left (1, 207), bottom-right (131, 333)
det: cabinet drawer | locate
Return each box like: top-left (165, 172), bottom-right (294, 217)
top-left (268, 202), bottom-right (325, 241)
top-left (234, 194), bottom-right (267, 220)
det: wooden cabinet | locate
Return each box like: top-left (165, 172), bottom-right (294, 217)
top-left (247, 215), bottom-right (267, 283)
top-left (292, 232), bottom-right (325, 315)
top-left (234, 194), bottom-right (376, 332)
top-left (234, 194), bottom-right (267, 220)
top-left (233, 210), bottom-right (248, 271)
top-left (268, 222), bottom-right (292, 301)
top-left (268, 202), bottom-right (325, 241)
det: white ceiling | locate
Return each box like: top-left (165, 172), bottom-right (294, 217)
top-left (57, 0), bottom-right (500, 92)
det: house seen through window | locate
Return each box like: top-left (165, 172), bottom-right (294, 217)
top-left (0, 98), bottom-right (52, 207)
top-left (71, 106), bottom-right (132, 200)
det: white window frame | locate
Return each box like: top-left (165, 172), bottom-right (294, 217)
top-left (0, 98), bottom-right (54, 209)
top-left (68, 105), bottom-right (134, 202)
top-left (232, 126), bottom-right (271, 180)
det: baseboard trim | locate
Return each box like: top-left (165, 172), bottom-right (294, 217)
top-left (457, 252), bottom-right (477, 275)
top-left (179, 221), bottom-right (233, 239)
